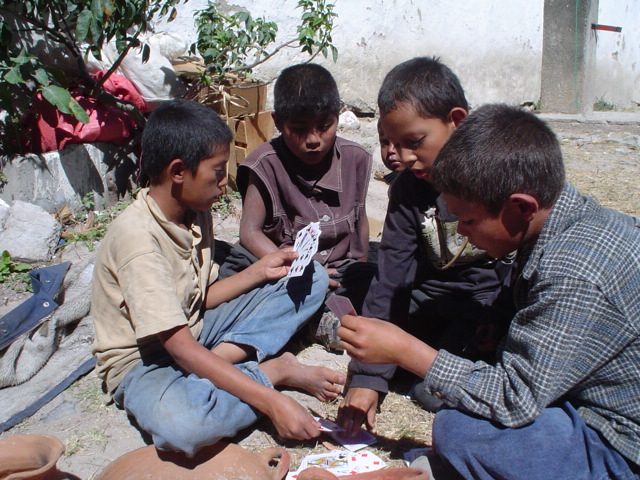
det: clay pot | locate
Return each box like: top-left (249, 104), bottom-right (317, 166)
top-left (95, 441), bottom-right (290, 480)
top-left (297, 466), bottom-right (430, 480)
top-left (0, 434), bottom-right (66, 480)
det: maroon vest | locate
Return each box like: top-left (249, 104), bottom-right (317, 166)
top-left (237, 136), bottom-right (372, 267)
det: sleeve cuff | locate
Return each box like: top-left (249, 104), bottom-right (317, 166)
top-left (348, 360), bottom-right (397, 393)
top-left (423, 350), bottom-right (475, 403)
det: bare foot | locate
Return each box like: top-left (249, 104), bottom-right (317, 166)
top-left (261, 352), bottom-right (346, 402)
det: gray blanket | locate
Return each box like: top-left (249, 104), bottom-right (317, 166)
top-left (0, 244), bottom-right (96, 431)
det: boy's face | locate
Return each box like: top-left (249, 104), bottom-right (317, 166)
top-left (443, 193), bottom-right (524, 259)
top-left (378, 124), bottom-right (404, 173)
top-left (180, 147), bottom-right (230, 211)
top-left (276, 113), bottom-right (338, 166)
top-left (380, 102), bottom-right (464, 182)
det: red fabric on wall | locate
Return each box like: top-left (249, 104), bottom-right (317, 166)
top-left (27, 72), bottom-right (148, 154)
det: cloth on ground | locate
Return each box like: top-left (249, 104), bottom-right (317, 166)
top-left (0, 249), bottom-right (97, 432)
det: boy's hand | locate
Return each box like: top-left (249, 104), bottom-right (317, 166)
top-left (266, 394), bottom-right (321, 440)
top-left (337, 387), bottom-right (378, 437)
top-left (337, 315), bottom-right (404, 365)
top-left (326, 267), bottom-right (341, 289)
top-left (338, 315), bottom-right (438, 380)
top-left (255, 249), bottom-right (298, 281)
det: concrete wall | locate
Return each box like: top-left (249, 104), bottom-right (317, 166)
top-left (0, 144), bottom-right (137, 213)
top-left (540, 0), bottom-right (599, 114)
top-left (594, 0), bottom-right (640, 108)
top-left (157, 0), bottom-right (638, 112)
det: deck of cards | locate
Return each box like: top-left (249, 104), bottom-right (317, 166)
top-left (286, 449), bottom-right (385, 478)
top-left (325, 294), bottom-right (356, 320)
top-left (287, 222), bottom-right (321, 278)
top-left (312, 415), bottom-right (376, 452)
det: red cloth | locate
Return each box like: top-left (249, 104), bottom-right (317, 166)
top-left (27, 71), bottom-right (148, 154)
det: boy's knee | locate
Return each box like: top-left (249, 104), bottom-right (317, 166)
top-left (150, 414), bottom-right (226, 457)
top-left (432, 408), bottom-right (476, 461)
top-left (311, 261), bottom-right (330, 291)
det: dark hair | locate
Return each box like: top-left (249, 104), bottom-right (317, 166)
top-left (273, 63), bottom-right (340, 120)
top-left (431, 103), bottom-right (565, 215)
top-left (141, 99), bottom-right (232, 185)
top-left (378, 56), bottom-right (468, 122)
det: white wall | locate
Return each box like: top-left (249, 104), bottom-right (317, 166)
top-left (157, 0), bottom-right (638, 112)
top-left (595, 0), bottom-right (640, 108)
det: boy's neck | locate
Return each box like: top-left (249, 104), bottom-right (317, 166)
top-left (291, 150), bottom-right (333, 181)
top-left (148, 184), bottom-right (191, 230)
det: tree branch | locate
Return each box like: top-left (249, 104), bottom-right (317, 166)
top-left (227, 38), bottom-right (297, 74)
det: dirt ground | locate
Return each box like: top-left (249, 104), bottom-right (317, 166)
top-left (1, 115), bottom-right (638, 479)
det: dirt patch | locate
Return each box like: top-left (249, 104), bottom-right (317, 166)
top-left (1, 116), bottom-right (638, 479)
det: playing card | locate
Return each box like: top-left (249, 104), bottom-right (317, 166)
top-left (326, 427), bottom-right (376, 452)
top-left (286, 449), bottom-right (385, 478)
top-left (325, 294), bottom-right (356, 320)
top-left (312, 416), bottom-right (346, 432)
top-left (287, 222), bottom-right (321, 278)
top-left (348, 450), bottom-right (386, 473)
top-left (300, 451), bottom-right (352, 476)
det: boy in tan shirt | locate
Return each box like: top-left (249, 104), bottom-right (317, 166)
top-left (92, 99), bottom-right (344, 456)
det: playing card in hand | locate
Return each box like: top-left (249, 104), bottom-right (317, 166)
top-left (287, 222), bottom-right (321, 278)
top-left (325, 295), bottom-right (356, 320)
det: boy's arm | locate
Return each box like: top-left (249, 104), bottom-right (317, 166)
top-left (239, 173), bottom-right (280, 258)
top-left (158, 325), bottom-right (321, 440)
top-left (358, 205), bottom-right (370, 261)
top-left (205, 249), bottom-right (297, 309)
top-left (338, 314), bottom-right (437, 379)
top-left (338, 175), bottom-right (422, 432)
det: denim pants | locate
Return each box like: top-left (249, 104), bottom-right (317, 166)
top-left (113, 262), bottom-right (328, 456)
top-left (433, 402), bottom-right (639, 480)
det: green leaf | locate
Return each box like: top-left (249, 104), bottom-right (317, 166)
top-left (40, 85), bottom-right (73, 115)
top-left (91, 0), bottom-right (103, 21)
top-left (69, 98), bottom-right (90, 124)
top-left (12, 263), bottom-right (31, 273)
top-left (3, 67), bottom-right (24, 85)
top-left (76, 9), bottom-right (93, 43)
top-left (12, 49), bottom-right (34, 66)
top-left (235, 11), bottom-right (250, 24)
top-left (89, 16), bottom-right (102, 41)
top-left (34, 68), bottom-right (49, 86)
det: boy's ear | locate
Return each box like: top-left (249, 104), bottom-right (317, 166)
top-left (168, 158), bottom-right (187, 184)
top-left (448, 107), bottom-right (468, 127)
top-left (272, 112), bottom-right (283, 131)
top-left (505, 193), bottom-right (539, 222)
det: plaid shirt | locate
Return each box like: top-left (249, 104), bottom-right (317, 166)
top-left (425, 184), bottom-right (640, 466)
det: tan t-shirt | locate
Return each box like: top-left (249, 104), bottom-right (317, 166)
top-left (91, 189), bottom-right (219, 393)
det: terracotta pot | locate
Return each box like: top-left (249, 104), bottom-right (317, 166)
top-left (95, 441), bottom-right (290, 480)
top-left (0, 434), bottom-right (66, 480)
top-left (297, 466), bottom-right (430, 480)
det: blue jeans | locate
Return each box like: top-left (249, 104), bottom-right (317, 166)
top-left (113, 262), bottom-right (328, 456)
top-left (433, 402), bottom-right (639, 480)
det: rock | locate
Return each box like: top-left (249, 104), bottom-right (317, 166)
top-left (0, 201), bottom-right (61, 263)
top-left (339, 111), bottom-right (361, 130)
top-left (0, 198), bottom-right (9, 228)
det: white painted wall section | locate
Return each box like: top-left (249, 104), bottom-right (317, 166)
top-left (156, 0), bottom-right (638, 111)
